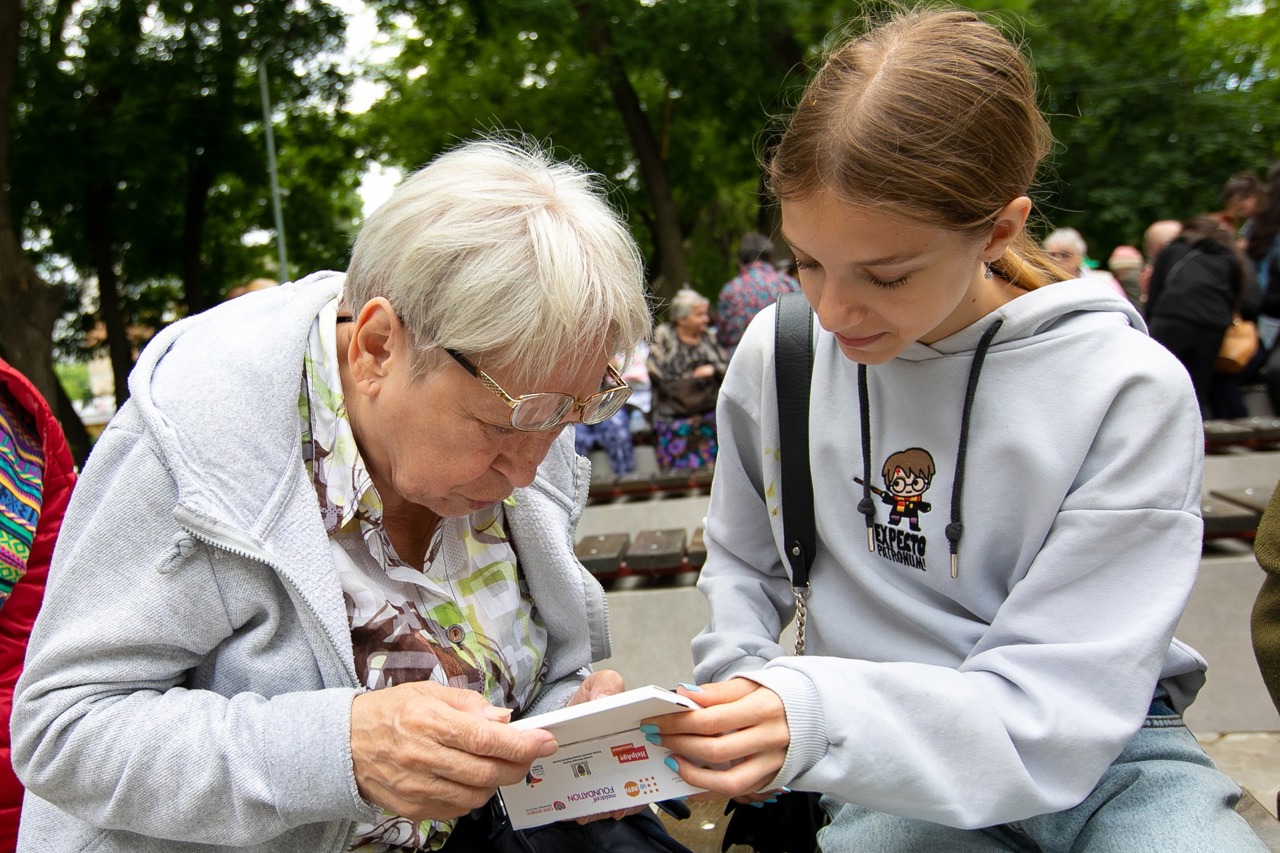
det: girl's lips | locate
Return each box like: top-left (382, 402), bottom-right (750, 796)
top-left (835, 331), bottom-right (886, 348)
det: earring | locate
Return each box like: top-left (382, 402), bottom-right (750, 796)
top-left (983, 263), bottom-right (994, 280)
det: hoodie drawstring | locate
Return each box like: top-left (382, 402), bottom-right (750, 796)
top-left (857, 318), bottom-right (1004, 578)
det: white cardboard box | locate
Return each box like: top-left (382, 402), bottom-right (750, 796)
top-left (498, 685), bottom-right (707, 829)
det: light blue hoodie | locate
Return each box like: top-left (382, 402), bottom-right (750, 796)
top-left (693, 279), bottom-right (1208, 829)
top-left (12, 273), bottom-right (609, 851)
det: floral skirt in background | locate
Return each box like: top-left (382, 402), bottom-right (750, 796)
top-left (653, 412), bottom-right (717, 471)
top-left (573, 409), bottom-right (635, 476)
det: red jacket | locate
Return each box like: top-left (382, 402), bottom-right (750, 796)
top-left (0, 358), bottom-right (75, 853)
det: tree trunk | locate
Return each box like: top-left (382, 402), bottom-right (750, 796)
top-left (182, 159), bottom-right (214, 315)
top-left (575, 2), bottom-right (688, 308)
top-left (0, 0), bottom-right (87, 462)
top-left (86, 180), bottom-right (133, 409)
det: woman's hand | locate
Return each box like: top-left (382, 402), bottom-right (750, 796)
top-left (350, 681), bottom-right (557, 821)
top-left (566, 669), bottom-right (626, 707)
top-left (645, 679), bottom-right (790, 800)
top-left (691, 364), bottom-right (716, 379)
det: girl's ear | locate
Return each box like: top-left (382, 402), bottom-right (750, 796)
top-left (982, 196), bottom-right (1033, 262)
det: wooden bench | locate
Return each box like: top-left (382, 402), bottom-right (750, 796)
top-left (1202, 496), bottom-right (1262, 541)
top-left (574, 533), bottom-right (630, 580)
top-left (623, 528), bottom-right (688, 575)
top-left (1205, 419), bottom-right (1260, 453)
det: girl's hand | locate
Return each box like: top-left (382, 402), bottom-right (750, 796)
top-left (644, 679), bottom-right (790, 799)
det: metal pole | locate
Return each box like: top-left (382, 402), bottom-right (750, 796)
top-left (258, 60), bottom-right (290, 282)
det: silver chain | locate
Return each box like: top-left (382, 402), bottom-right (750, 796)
top-left (793, 584), bottom-right (810, 656)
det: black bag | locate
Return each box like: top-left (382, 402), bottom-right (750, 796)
top-left (718, 292), bottom-right (829, 853)
top-left (658, 373), bottom-right (721, 417)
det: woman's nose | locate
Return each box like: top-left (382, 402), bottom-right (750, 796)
top-left (495, 428), bottom-right (561, 488)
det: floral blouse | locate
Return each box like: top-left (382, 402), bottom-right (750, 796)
top-left (299, 297), bottom-right (549, 851)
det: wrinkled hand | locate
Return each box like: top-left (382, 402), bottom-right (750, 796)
top-left (566, 669), bottom-right (626, 708)
top-left (644, 679), bottom-right (789, 800)
top-left (351, 681), bottom-right (557, 822)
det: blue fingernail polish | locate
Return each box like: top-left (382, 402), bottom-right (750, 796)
top-left (750, 802), bottom-right (764, 809)
top-left (645, 733), bottom-right (662, 745)
top-left (781, 787), bottom-right (792, 793)
top-left (678, 682), bottom-right (702, 692)
top-left (664, 757), bottom-right (679, 772)
top-left (639, 723), bottom-right (660, 734)
top-left (766, 797), bottom-right (778, 804)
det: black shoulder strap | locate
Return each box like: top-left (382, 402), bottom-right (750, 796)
top-left (774, 292), bottom-right (816, 588)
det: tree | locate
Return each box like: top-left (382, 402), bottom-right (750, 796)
top-left (1025, 0), bottom-right (1280, 260)
top-left (9, 0), bottom-right (360, 411)
top-left (360, 0), bottom-right (843, 310)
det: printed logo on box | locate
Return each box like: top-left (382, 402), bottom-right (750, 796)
top-left (572, 761), bottom-right (592, 778)
top-left (553, 801), bottom-right (567, 812)
top-left (525, 765), bottom-right (544, 787)
top-left (610, 743), bottom-right (649, 764)
top-left (566, 786), bottom-right (617, 805)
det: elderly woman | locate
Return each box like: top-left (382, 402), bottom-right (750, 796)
top-left (10, 140), bottom-right (679, 852)
top-left (646, 288), bottom-right (729, 471)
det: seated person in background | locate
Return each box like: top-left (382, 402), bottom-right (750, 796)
top-left (574, 354), bottom-right (638, 478)
top-left (647, 288), bottom-right (728, 471)
top-left (10, 137), bottom-right (673, 852)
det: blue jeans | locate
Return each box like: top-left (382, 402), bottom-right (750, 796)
top-left (816, 696), bottom-right (1267, 852)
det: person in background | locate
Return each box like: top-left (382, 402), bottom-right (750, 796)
top-left (10, 138), bottom-right (677, 852)
top-left (648, 288), bottom-right (728, 471)
top-left (715, 232), bottom-right (801, 358)
top-left (573, 353), bottom-right (638, 478)
top-left (0, 357), bottom-right (76, 853)
top-left (1145, 215), bottom-right (1252, 419)
top-left (649, 8), bottom-right (1265, 850)
top-left (1044, 227), bottom-right (1127, 298)
top-left (1141, 219), bottom-right (1183, 301)
top-left (1108, 244), bottom-right (1145, 310)
top-left (1247, 162), bottom-right (1280, 413)
top-left (1212, 171), bottom-right (1262, 244)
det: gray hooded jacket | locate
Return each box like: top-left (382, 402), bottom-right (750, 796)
top-left (12, 273), bottom-right (610, 852)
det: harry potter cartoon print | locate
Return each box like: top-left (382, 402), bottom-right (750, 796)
top-left (855, 447), bottom-right (937, 571)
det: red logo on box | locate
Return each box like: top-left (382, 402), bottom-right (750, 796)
top-left (610, 743), bottom-right (649, 763)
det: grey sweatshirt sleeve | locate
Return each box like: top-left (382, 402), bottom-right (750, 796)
top-left (11, 423), bottom-right (377, 845)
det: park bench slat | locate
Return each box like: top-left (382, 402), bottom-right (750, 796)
top-left (574, 533), bottom-right (630, 578)
top-left (1210, 485), bottom-right (1273, 515)
top-left (685, 527), bottom-right (707, 569)
top-left (624, 528), bottom-right (687, 573)
top-left (1204, 419), bottom-right (1258, 450)
top-left (1201, 497), bottom-right (1260, 539)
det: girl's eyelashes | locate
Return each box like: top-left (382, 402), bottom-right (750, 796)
top-left (794, 257), bottom-right (910, 289)
top-left (869, 274), bottom-right (911, 289)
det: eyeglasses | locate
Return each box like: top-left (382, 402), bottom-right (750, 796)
top-left (1047, 250), bottom-right (1075, 261)
top-left (446, 349), bottom-right (632, 432)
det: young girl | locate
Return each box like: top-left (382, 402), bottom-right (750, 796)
top-left (650, 8), bottom-right (1266, 849)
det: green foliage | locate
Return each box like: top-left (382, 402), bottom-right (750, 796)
top-left (52, 361), bottom-right (92, 406)
top-left (1024, 0), bottom-right (1280, 259)
top-left (12, 0), bottom-right (365, 363)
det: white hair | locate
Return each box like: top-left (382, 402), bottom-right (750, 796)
top-left (669, 288), bottom-right (709, 322)
top-left (1043, 227), bottom-right (1087, 256)
top-left (345, 136), bottom-right (652, 385)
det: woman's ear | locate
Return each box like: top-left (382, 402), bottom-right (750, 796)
top-left (983, 196), bottom-right (1033, 262)
top-left (346, 297), bottom-right (400, 397)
